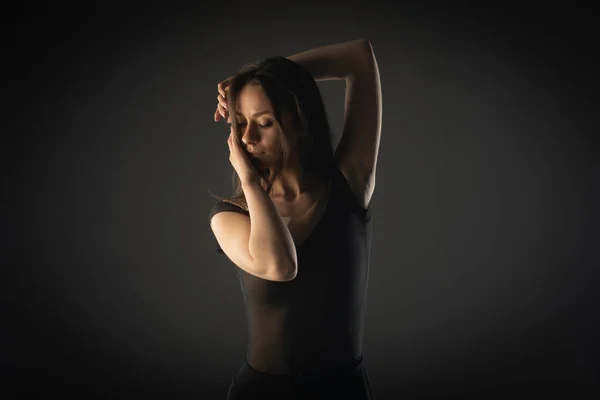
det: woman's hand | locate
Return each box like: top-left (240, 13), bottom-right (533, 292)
top-left (228, 125), bottom-right (259, 185)
top-left (214, 76), bottom-right (234, 122)
top-left (216, 76), bottom-right (258, 183)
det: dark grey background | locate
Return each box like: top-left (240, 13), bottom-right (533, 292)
top-left (3, 1), bottom-right (597, 398)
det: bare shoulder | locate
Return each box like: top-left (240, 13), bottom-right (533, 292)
top-left (337, 159), bottom-right (375, 210)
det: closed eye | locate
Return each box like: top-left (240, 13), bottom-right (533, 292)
top-left (238, 121), bottom-right (273, 129)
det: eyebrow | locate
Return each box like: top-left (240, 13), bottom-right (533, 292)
top-left (235, 110), bottom-right (271, 118)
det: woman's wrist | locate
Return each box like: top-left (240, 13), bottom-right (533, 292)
top-left (286, 38), bottom-right (371, 82)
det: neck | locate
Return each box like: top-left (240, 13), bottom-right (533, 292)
top-left (262, 157), bottom-right (320, 200)
top-left (270, 168), bottom-right (312, 199)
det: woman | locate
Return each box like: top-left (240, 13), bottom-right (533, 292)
top-left (209, 39), bottom-right (382, 399)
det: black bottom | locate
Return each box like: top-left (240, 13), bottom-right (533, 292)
top-left (226, 355), bottom-right (374, 400)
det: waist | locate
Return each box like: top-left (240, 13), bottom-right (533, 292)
top-left (245, 353), bottom-right (364, 379)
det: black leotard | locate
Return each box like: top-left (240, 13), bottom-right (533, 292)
top-left (209, 163), bottom-right (372, 375)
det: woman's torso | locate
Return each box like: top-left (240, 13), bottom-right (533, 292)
top-left (238, 165), bottom-right (372, 375)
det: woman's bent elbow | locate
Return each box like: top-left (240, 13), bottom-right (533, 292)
top-left (266, 262), bottom-right (297, 282)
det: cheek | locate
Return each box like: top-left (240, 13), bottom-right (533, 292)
top-left (265, 131), bottom-right (282, 149)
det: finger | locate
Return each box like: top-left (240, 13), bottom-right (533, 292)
top-left (218, 103), bottom-right (229, 119)
top-left (217, 82), bottom-right (227, 98)
top-left (214, 107), bottom-right (220, 122)
top-left (217, 93), bottom-right (228, 110)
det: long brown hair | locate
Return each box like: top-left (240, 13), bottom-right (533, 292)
top-left (209, 56), bottom-right (336, 210)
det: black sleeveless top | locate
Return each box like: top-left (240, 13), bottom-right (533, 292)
top-left (209, 164), bottom-right (372, 374)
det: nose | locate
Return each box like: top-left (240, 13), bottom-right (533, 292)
top-left (240, 123), bottom-right (260, 147)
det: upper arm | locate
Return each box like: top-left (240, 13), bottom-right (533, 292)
top-left (334, 39), bottom-right (382, 210)
top-left (210, 211), bottom-right (293, 282)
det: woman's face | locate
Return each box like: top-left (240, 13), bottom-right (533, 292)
top-left (235, 83), bottom-right (293, 167)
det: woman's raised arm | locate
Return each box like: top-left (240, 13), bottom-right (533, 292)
top-left (287, 39), bottom-right (382, 210)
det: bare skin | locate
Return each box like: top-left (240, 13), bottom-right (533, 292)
top-left (271, 178), bottom-right (331, 246)
top-left (221, 83), bottom-right (332, 245)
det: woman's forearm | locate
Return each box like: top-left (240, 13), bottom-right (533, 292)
top-left (242, 179), bottom-right (298, 280)
top-left (286, 38), bottom-right (371, 82)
